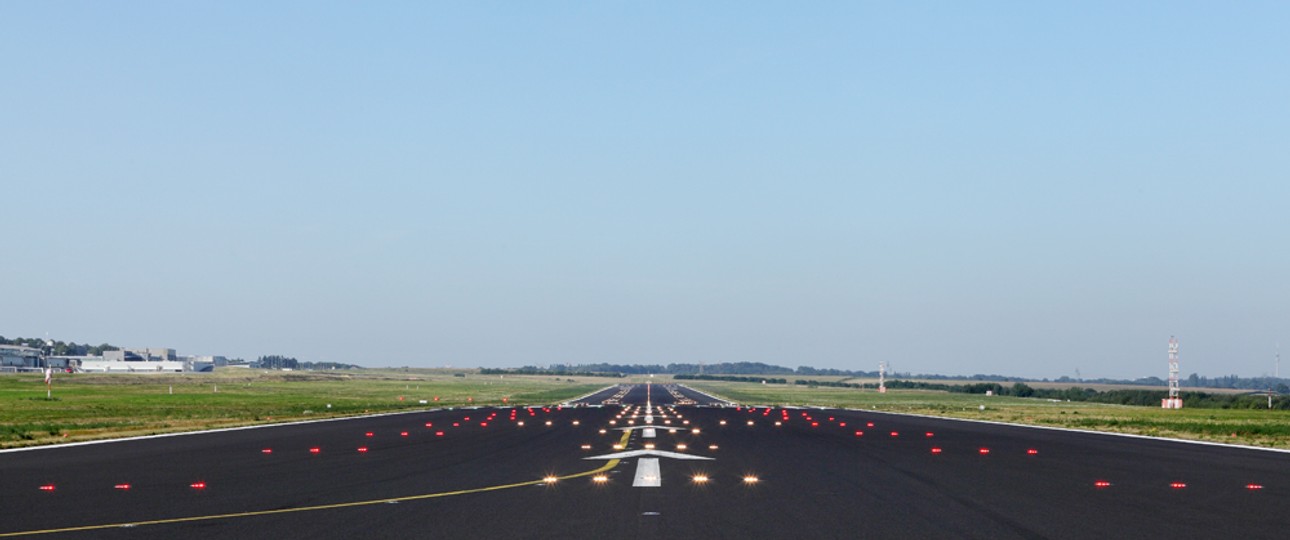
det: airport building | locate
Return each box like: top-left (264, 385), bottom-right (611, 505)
top-left (44, 349), bottom-right (224, 373)
top-left (3, 343), bottom-right (227, 374)
top-left (0, 345), bottom-right (44, 372)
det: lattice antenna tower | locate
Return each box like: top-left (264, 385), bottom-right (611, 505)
top-left (1163, 336), bottom-right (1182, 409)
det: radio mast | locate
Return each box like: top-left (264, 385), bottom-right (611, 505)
top-left (1163, 336), bottom-right (1183, 409)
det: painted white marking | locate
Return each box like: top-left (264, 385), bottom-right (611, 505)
top-left (634, 458), bottom-right (661, 487)
top-left (584, 449), bottom-right (713, 461)
top-left (643, 428), bottom-right (656, 439)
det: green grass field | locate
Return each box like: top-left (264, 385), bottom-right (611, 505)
top-left (682, 380), bottom-right (1290, 449)
top-left (0, 370), bottom-right (608, 448)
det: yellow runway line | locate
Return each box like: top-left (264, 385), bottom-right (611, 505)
top-left (1, 429), bottom-right (634, 537)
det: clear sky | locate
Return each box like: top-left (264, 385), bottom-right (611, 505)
top-left (3, 2), bottom-right (1287, 379)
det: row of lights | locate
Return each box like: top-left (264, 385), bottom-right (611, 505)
top-left (1091, 481), bottom-right (1265, 490)
top-left (556, 474), bottom-right (760, 485)
top-left (38, 482), bottom-right (208, 492)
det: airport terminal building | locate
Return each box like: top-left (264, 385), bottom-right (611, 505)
top-left (2, 345), bottom-right (225, 374)
top-left (0, 344), bottom-right (44, 372)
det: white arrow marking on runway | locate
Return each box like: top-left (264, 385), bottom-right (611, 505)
top-left (584, 449), bottom-right (713, 461)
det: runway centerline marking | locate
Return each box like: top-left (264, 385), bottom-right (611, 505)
top-left (633, 458), bottom-right (662, 487)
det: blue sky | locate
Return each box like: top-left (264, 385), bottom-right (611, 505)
top-left (3, 2), bottom-right (1287, 378)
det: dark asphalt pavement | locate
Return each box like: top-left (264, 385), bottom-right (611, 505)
top-left (2, 383), bottom-right (1287, 539)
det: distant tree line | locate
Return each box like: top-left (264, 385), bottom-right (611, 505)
top-left (480, 367), bottom-right (624, 377)
top-left (254, 355), bottom-right (361, 370)
top-left (544, 362), bottom-right (800, 376)
top-left (0, 336), bottom-right (118, 356)
top-left (675, 374), bottom-right (790, 384)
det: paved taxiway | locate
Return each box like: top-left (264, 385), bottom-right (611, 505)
top-left (2, 383), bottom-right (1287, 538)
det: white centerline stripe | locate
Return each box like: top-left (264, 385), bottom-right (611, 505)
top-left (633, 458), bottom-right (662, 487)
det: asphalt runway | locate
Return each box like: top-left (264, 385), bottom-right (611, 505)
top-left (2, 383), bottom-right (1288, 539)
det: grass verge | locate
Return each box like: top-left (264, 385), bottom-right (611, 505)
top-left (0, 370), bottom-right (609, 449)
top-left (683, 380), bottom-right (1290, 449)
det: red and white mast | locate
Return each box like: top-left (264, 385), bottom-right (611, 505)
top-left (1163, 336), bottom-right (1183, 409)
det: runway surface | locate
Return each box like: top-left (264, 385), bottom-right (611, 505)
top-left (2, 383), bottom-right (1288, 538)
